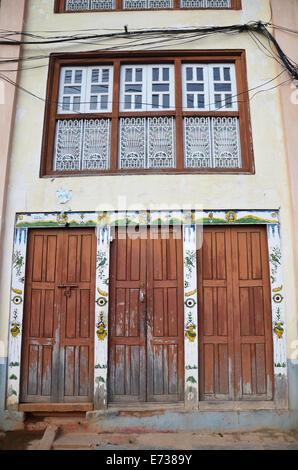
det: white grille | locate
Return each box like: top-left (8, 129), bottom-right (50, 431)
top-left (65, 0), bottom-right (115, 10)
top-left (212, 117), bottom-right (241, 168)
top-left (184, 116), bottom-right (241, 168)
top-left (123, 0), bottom-right (173, 8)
top-left (180, 0), bottom-right (231, 7)
top-left (54, 119), bottom-right (111, 172)
top-left (119, 117), bottom-right (176, 169)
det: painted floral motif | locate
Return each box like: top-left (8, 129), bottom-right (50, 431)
top-left (96, 312), bottom-right (107, 341)
top-left (184, 250), bottom-right (196, 281)
top-left (10, 311), bottom-right (20, 338)
top-left (274, 322), bottom-right (284, 339)
top-left (269, 246), bottom-right (281, 283)
top-left (185, 313), bottom-right (197, 342)
top-left (186, 376), bottom-right (197, 384)
top-left (96, 250), bottom-right (107, 280)
top-left (12, 251), bottom-right (24, 281)
top-left (273, 307), bottom-right (284, 339)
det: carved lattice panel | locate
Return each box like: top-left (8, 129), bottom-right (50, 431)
top-left (148, 117), bottom-right (176, 168)
top-left (65, 0), bottom-right (90, 10)
top-left (54, 120), bottom-right (83, 171)
top-left (123, 0), bottom-right (172, 8)
top-left (65, 0), bottom-right (115, 9)
top-left (212, 117), bottom-right (241, 168)
top-left (82, 119), bottom-right (111, 170)
top-left (183, 116), bottom-right (241, 168)
top-left (183, 117), bottom-right (212, 168)
top-left (180, 0), bottom-right (231, 6)
top-left (119, 118), bottom-right (146, 169)
top-left (119, 117), bottom-right (176, 169)
top-left (54, 119), bottom-right (111, 171)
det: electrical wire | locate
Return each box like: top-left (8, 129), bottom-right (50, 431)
top-left (0, 67), bottom-right (290, 113)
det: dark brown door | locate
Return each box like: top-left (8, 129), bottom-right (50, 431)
top-left (20, 228), bottom-right (96, 403)
top-left (108, 227), bottom-right (184, 403)
top-left (197, 226), bottom-right (274, 401)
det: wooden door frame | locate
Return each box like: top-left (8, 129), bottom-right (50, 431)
top-left (6, 210), bottom-right (287, 411)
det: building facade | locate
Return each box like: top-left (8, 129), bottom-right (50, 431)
top-left (0, 0), bottom-right (297, 431)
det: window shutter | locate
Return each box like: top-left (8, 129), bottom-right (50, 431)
top-left (208, 63), bottom-right (238, 111)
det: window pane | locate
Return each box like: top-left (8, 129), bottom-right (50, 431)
top-left (186, 68), bottom-right (193, 81)
top-left (163, 94), bottom-right (170, 108)
top-left (91, 85), bottom-right (109, 93)
top-left (64, 71), bottom-right (72, 84)
top-left (187, 83), bottom-right (204, 92)
top-left (125, 68), bottom-right (133, 82)
top-left (182, 64), bottom-right (207, 110)
top-left (63, 86), bottom-right (81, 94)
top-left (135, 95), bottom-right (143, 109)
top-left (152, 95), bottom-right (159, 108)
top-left (90, 96), bottom-right (98, 110)
top-left (163, 68), bottom-right (169, 81)
top-left (152, 68), bottom-right (159, 81)
top-left (152, 84), bottom-right (169, 92)
top-left (102, 69), bottom-right (110, 82)
top-left (213, 67), bottom-right (221, 81)
top-left (124, 95), bottom-right (132, 109)
top-left (214, 83), bottom-right (232, 92)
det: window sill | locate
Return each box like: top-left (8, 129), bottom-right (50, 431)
top-left (41, 169), bottom-right (254, 178)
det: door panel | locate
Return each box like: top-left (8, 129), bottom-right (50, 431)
top-left (108, 228), bottom-right (147, 402)
top-left (147, 228), bottom-right (184, 402)
top-left (108, 227), bottom-right (184, 403)
top-left (197, 226), bottom-right (274, 401)
top-left (21, 228), bottom-right (96, 403)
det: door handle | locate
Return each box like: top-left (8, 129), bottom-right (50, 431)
top-left (58, 284), bottom-right (78, 298)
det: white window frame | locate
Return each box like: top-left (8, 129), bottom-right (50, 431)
top-left (119, 64), bottom-right (175, 112)
top-left (57, 66), bottom-right (113, 114)
top-left (182, 63), bottom-right (238, 112)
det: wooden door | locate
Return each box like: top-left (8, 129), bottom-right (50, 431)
top-left (20, 228), bottom-right (96, 403)
top-left (197, 226), bottom-right (274, 401)
top-left (108, 227), bottom-right (184, 403)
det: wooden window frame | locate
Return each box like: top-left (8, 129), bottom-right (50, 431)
top-left (54, 0), bottom-right (241, 13)
top-left (40, 50), bottom-right (254, 177)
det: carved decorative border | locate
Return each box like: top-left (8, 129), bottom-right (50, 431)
top-left (6, 209), bottom-right (285, 410)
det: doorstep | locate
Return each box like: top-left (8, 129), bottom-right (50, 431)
top-left (18, 403), bottom-right (93, 413)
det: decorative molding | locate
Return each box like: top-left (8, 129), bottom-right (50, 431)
top-left (6, 209), bottom-right (284, 410)
top-left (7, 228), bottom-right (28, 410)
top-left (267, 224), bottom-right (287, 377)
top-left (183, 225), bottom-right (199, 409)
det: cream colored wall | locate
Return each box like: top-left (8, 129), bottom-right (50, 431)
top-left (271, 0), bottom-right (298, 342)
top-left (0, 0), bottom-right (26, 360)
top-left (0, 0), bottom-right (297, 358)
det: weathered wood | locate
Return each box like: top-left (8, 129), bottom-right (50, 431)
top-left (108, 227), bottom-right (184, 403)
top-left (197, 226), bottom-right (274, 402)
top-left (19, 403), bottom-right (93, 412)
top-left (20, 228), bottom-right (96, 405)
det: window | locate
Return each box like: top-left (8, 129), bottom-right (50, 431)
top-left (55, 0), bottom-right (241, 12)
top-left (40, 51), bottom-right (253, 176)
